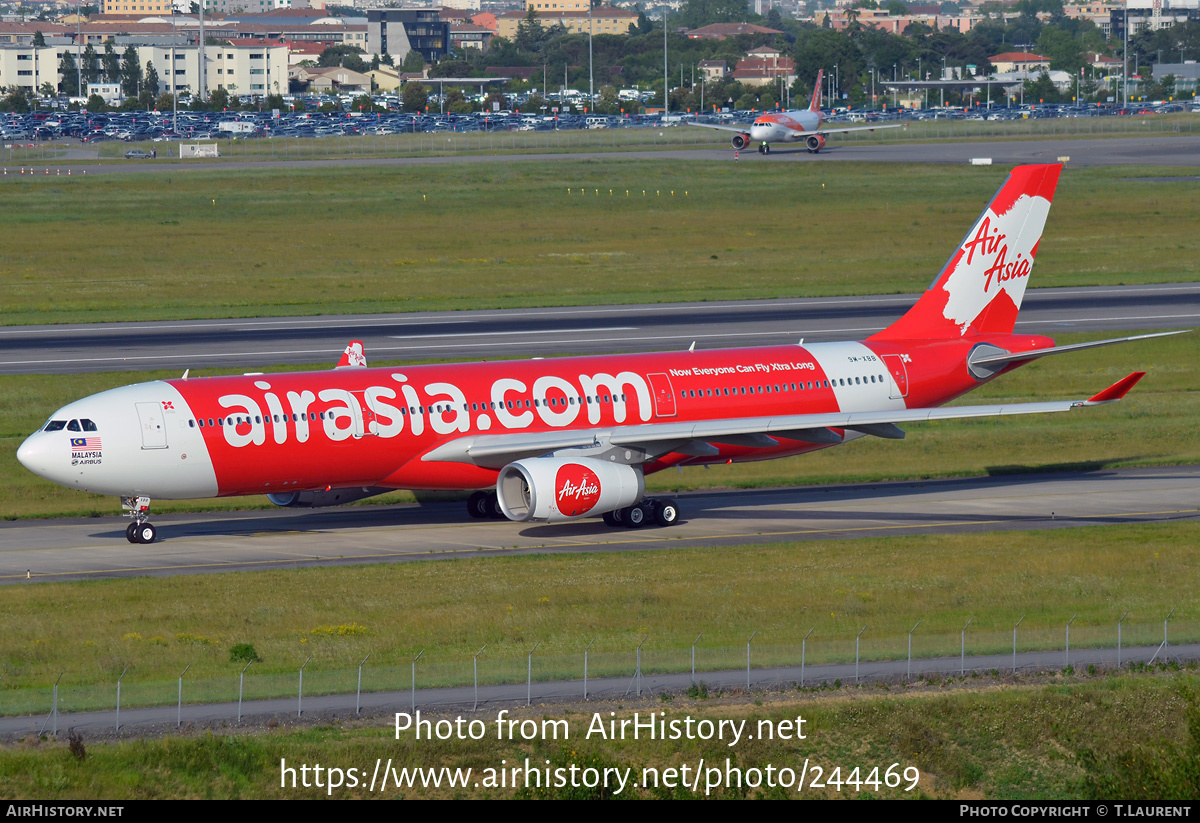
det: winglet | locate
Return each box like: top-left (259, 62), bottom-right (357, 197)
top-left (335, 340), bottom-right (368, 369)
top-left (1085, 372), bottom-right (1146, 404)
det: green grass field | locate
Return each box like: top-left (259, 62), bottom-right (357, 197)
top-left (1, 668), bottom-right (1197, 799)
top-left (1, 519), bottom-right (1196, 717)
top-left (0, 161), bottom-right (1197, 326)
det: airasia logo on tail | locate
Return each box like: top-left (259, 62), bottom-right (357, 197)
top-left (556, 463), bottom-right (601, 516)
top-left (940, 193), bottom-right (1050, 333)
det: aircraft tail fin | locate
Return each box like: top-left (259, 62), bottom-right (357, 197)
top-left (335, 340), bottom-right (368, 369)
top-left (809, 69), bottom-right (824, 113)
top-left (869, 163), bottom-right (1062, 342)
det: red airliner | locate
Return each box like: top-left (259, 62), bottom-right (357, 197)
top-left (18, 164), bottom-right (1174, 543)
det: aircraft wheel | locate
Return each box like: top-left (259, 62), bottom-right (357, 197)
top-left (486, 494), bottom-right (506, 519)
top-left (623, 503), bottom-right (648, 529)
top-left (467, 491), bottom-right (491, 519)
top-left (134, 522), bottom-right (157, 544)
top-left (757, 143), bottom-right (765, 154)
top-left (653, 499), bottom-right (680, 527)
top-left (763, 143), bottom-right (771, 154)
top-left (125, 523), bottom-right (138, 543)
top-left (602, 509), bottom-right (622, 527)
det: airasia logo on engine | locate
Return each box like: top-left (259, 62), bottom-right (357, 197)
top-left (555, 463), bottom-right (601, 516)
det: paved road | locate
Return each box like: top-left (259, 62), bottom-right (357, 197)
top-left (4, 135), bottom-right (1200, 179)
top-left (4, 641), bottom-right (1194, 739)
top-left (4, 466), bottom-right (1197, 584)
top-left (1, 283), bottom-right (1195, 375)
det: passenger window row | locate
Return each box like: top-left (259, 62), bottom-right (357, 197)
top-left (185, 393), bottom-right (634, 429)
top-left (677, 374), bottom-right (887, 399)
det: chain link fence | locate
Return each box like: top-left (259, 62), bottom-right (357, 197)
top-left (5, 614), bottom-right (1195, 725)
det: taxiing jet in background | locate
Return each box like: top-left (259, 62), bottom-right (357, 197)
top-left (690, 69), bottom-right (904, 154)
top-left (18, 164), bottom-right (1179, 542)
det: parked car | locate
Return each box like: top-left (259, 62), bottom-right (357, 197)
top-left (124, 149), bottom-right (153, 159)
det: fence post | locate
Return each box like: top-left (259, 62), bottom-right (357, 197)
top-left (1065, 614), bottom-right (1078, 669)
top-left (855, 626), bottom-right (866, 684)
top-left (472, 644), bottom-right (487, 712)
top-left (636, 636), bottom-right (648, 697)
top-left (298, 657), bottom-right (310, 718)
top-left (1117, 611), bottom-right (1129, 668)
top-left (177, 664), bottom-right (190, 729)
top-left (1012, 615), bottom-right (1025, 675)
top-left (115, 667), bottom-right (128, 733)
top-left (691, 633), bottom-right (702, 685)
top-left (584, 639), bottom-right (595, 701)
top-left (52, 673), bottom-right (62, 737)
top-left (907, 621), bottom-right (921, 681)
top-left (801, 628), bottom-right (814, 687)
top-left (356, 654), bottom-right (370, 716)
top-left (1164, 607), bottom-right (1176, 648)
top-left (238, 660), bottom-right (253, 723)
top-left (527, 642), bottom-right (540, 707)
top-left (961, 618), bottom-right (973, 677)
top-left (410, 650), bottom-right (423, 714)
top-left (746, 631), bottom-right (758, 690)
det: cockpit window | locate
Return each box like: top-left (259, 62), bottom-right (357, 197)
top-left (44, 420), bottom-right (67, 432)
top-left (81, 419), bottom-right (98, 432)
top-left (67, 420), bottom-right (82, 432)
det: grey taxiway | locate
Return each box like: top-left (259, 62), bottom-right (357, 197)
top-left (4, 467), bottom-right (1197, 584)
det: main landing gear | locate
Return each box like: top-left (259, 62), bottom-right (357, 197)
top-left (466, 491), bottom-right (681, 528)
top-left (122, 495), bottom-right (157, 543)
top-left (466, 490), bottom-right (506, 520)
top-left (602, 498), bottom-right (680, 529)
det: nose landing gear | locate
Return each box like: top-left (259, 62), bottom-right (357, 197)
top-left (122, 495), bottom-right (157, 543)
top-left (758, 142), bottom-right (771, 154)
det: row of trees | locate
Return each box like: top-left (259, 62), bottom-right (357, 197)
top-left (55, 40), bottom-right (154, 98)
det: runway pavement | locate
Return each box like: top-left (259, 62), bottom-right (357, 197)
top-left (4, 135), bottom-right (1200, 179)
top-left (1, 283), bottom-right (1196, 375)
top-left (3, 466), bottom-right (1196, 584)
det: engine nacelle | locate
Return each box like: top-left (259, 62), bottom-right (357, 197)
top-left (496, 457), bottom-right (644, 523)
top-left (267, 486), bottom-right (387, 508)
top-left (806, 134), bottom-right (826, 153)
top-left (731, 132), bottom-right (750, 150)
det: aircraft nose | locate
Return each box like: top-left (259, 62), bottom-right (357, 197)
top-left (16, 433), bottom-right (52, 479)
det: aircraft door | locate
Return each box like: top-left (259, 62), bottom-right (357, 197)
top-left (135, 402), bottom-right (168, 449)
top-left (646, 373), bottom-right (677, 418)
top-left (351, 392), bottom-right (377, 438)
top-left (882, 354), bottom-right (909, 399)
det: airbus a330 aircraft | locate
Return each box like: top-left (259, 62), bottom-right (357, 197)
top-left (18, 164), bottom-right (1177, 543)
top-left (689, 69), bottom-right (904, 154)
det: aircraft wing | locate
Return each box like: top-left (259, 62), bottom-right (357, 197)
top-left (421, 372), bottom-right (1145, 468)
top-left (687, 121), bottom-right (754, 133)
top-left (815, 123), bottom-right (906, 136)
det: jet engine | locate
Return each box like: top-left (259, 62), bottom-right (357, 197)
top-left (806, 134), bottom-right (826, 153)
top-left (731, 132), bottom-right (751, 150)
top-left (267, 487), bottom-right (387, 507)
top-left (496, 457), bottom-right (644, 523)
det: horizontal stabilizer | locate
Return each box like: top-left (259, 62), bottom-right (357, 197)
top-left (969, 331), bottom-right (1187, 371)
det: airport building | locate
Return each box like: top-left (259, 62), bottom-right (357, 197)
top-left (0, 41), bottom-right (289, 98)
top-left (366, 9), bottom-right (450, 65)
